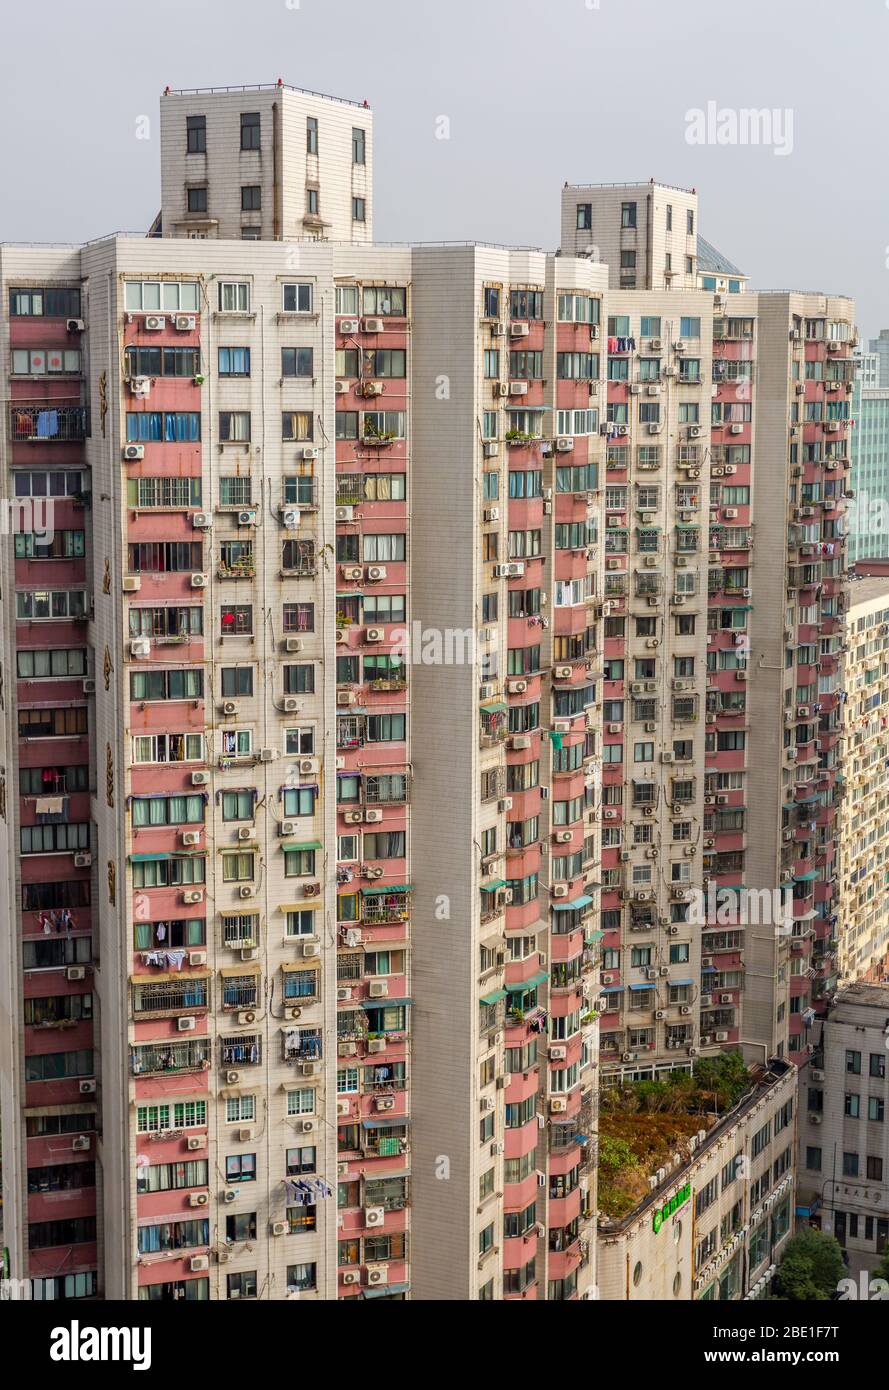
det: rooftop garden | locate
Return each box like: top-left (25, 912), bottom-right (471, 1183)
top-left (598, 1052), bottom-right (752, 1221)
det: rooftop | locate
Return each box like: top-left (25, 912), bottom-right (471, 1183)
top-left (597, 1054), bottom-right (793, 1228)
top-left (834, 981), bottom-right (889, 1009)
top-left (161, 80), bottom-right (370, 110)
top-left (563, 178), bottom-right (696, 195)
top-left (696, 234), bottom-right (745, 278)
top-left (847, 576), bottom-right (889, 612)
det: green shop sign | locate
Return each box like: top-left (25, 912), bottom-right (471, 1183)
top-left (652, 1182), bottom-right (691, 1234)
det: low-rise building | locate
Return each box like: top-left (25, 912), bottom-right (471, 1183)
top-left (597, 1057), bottom-right (796, 1300)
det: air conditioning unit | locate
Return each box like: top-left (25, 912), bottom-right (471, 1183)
top-left (177, 1016), bottom-right (196, 1032)
top-left (555, 830), bottom-right (572, 844)
top-left (191, 771), bottom-right (209, 786)
top-left (552, 884), bottom-right (569, 898)
top-left (303, 884), bottom-right (321, 899)
top-left (282, 697), bottom-right (301, 714)
top-left (369, 980), bottom-right (389, 998)
top-left (175, 314), bottom-right (196, 331)
top-left (66, 317), bottom-right (86, 332)
top-left (280, 508), bottom-right (301, 529)
top-left (270, 1221), bottom-right (288, 1237)
top-left (482, 440), bottom-right (499, 458)
top-left (342, 1270), bottom-right (360, 1286)
top-left (190, 1256), bottom-right (209, 1273)
top-left (715, 1031), bottom-right (729, 1042)
top-left (123, 444), bottom-right (145, 461)
top-left (182, 831), bottom-right (201, 847)
top-left (340, 318), bottom-right (360, 334)
top-left (362, 318), bottom-right (385, 333)
top-left (279, 821), bottom-right (297, 837)
top-left (192, 512), bottom-right (212, 530)
top-left (187, 1136), bottom-right (206, 1152)
top-left (510, 322), bottom-right (530, 338)
top-left (190, 573), bottom-right (208, 588)
top-left (549, 1045), bottom-right (567, 1061)
top-left (336, 506), bottom-right (354, 522)
top-left (189, 1192), bottom-right (209, 1208)
top-left (555, 437), bottom-right (574, 452)
top-left (78, 1079), bottom-right (96, 1095)
top-left (238, 885), bottom-right (253, 900)
top-left (237, 510), bottom-right (257, 527)
top-left (144, 315), bottom-right (165, 331)
top-left (182, 890), bottom-right (203, 905)
top-left (73, 852), bottom-right (92, 868)
top-left (364, 808), bottom-right (383, 824)
top-left (365, 627), bottom-right (385, 644)
top-left (550, 1097), bottom-right (568, 1113)
top-left (366, 566), bottom-right (387, 581)
top-left (300, 446), bottom-right (319, 460)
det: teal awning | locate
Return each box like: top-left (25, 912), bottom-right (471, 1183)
top-left (553, 893), bottom-right (593, 911)
top-left (283, 839), bottom-right (322, 852)
top-left (364, 1282), bottom-right (410, 1299)
top-left (360, 998), bottom-right (411, 1009)
top-left (480, 988), bottom-right (508, 1006)
top-left (794, 870), bottom-right (818, 882)
top-left (360, 884), bottom-right (412, 896)
top-left (480, 699), bottom-right (507, 713)
top-left (481, 878), bottom-right (507, 892)
top-left (129, 850), bottom-right (204, 862)
top-left (506, 969), bottom-right (549, 993)
top-left (585, 930), bottom-right (605, 942)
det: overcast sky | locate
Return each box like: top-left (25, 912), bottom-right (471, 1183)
top-left (2, 0), bottom-right (887, 337)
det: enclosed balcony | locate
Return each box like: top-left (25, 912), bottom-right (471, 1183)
top-left (9, 402), bottom-right (88, 442)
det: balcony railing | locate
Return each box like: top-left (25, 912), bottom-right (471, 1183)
top-left (131, 1039), bottom-right (211, 1075)
top-left (9, 403), bottom-right (88, 442)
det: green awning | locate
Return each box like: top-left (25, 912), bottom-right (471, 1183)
top-left (480, 699), bottom-right (507, 713)
top-left (506, 969), bottom-right (549, 993)
top-left (794, 869), bottom-right (818, 882)
top-left (479, 988), bottom-right (508, 1006)
top-left (283, 840), bottom-right (322, 852)
top-left (585, 930), bottom-right (605, 942)
top-left (481, 878), bottom-right (507, 892)
top-left (553, 893), bottom-right (594, 911)
top-left (129, 850), bottom-right (204, 862)
top-left (360, 884), bottom-right (412, 896)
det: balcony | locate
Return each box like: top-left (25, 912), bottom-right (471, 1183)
top-left (131, 1039), bottom-right (211, 1076)
top-left (9, 402), bottom-right (88, 443)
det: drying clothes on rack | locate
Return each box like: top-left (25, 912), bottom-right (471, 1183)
top-left (38, 908), bottom-right (77, 935)
top-left (284, 1177), bottom-right (333, 1205)
top-left (141, 949), bottom-right (187, 970)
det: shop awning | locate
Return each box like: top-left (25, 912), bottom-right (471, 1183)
top-left (506, 970), bottom-right (549, 992)
top-left (480, 988), bottom-right (508, 1006)
top-left (553, 894), bottom-right (594, 911)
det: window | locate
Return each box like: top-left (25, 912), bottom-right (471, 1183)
top-left (10, 287), bottom-right (82, 318)
top-left (218, 347), bottom-right (250, 378)
top-left (241, 185), bottom-right (261, 211)
top-left (352, 127), bottom-right (366, 164)
top-left (219, 411), bottom-right (251, 443)
top-left (306, 116), bottom-right (318, 154)
top-left (186, 115), bottom-right (206, 153)
top-left (352, 197), bottom-right (366, 223)
top-left (12, 347), bottom-right (82, 376)
top-left (241, 112), bottom-right (261, 150)
top-left (283, 283), bottom-right (313, 313)
top-left (281, 347), bottom-right (313, 378)
top-left (576, 203), bottom-right (592, 230)
top-left (621, 202), bottom-right (637, 229)
top-left (187, 187), bottom-right (207, 214)
top-left (219, 282), bottom-right (250, 313)
top-left (282, 412), bottom-right (314, 442)
top-left (362, 286), bottom-right (406, 317)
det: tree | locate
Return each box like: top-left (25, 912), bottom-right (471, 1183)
top-left (773, 1228), bottom-right (845, 1301)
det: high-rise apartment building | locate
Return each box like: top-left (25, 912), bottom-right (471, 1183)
top-left (0, 81), bottom-right (856, 1305)
top-left (836, 577), bottom-right (889, 984)
top-left (848, 347), bottom-right (889, 566)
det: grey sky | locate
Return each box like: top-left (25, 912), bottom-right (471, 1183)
top-left (2, 0), bottom-right (886, 336)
